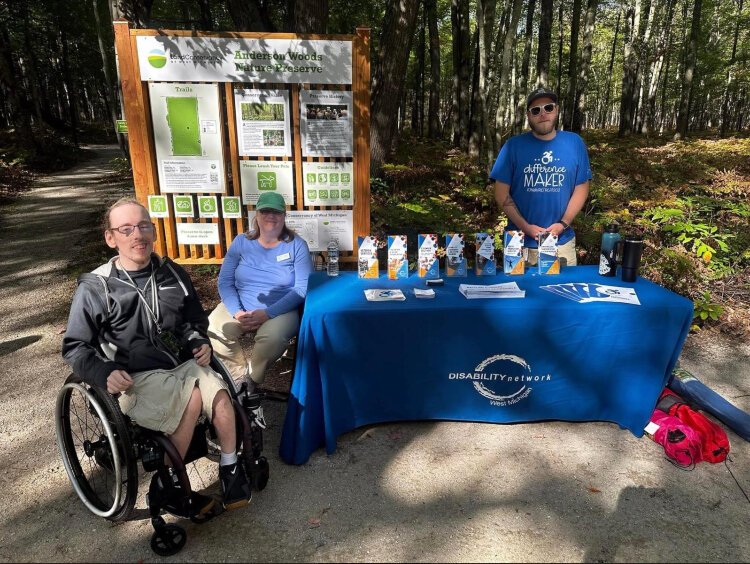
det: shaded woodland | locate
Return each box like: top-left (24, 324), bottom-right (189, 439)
top-left (0, 0), bottom-right (748, 170)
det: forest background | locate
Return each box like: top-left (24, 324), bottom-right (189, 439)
top-left (0, 0), bottom-right (748, 336)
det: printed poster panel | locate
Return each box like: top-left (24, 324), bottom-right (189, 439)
top-left (176, 222), bottom-right (220, 245)
top-left (234, 89), bottom-right (292, 157)
top-left (137, 37), bottom-right (352, 85)
top-left (282, 210), bottom-right (353, 252)
top-left (149, 82), bottom-right (225, 193)
top-left (239, 161), bottom-right (295, 205)
top-left (300, 90), bottom-right (353, 157)
top-left (302, 162), bottom-right (354, 206)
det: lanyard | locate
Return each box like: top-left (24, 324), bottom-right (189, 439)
top-left (118, 261), bottom-right (162, 334)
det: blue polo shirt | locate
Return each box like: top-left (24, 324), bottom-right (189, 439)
top-left (489, 131), bottom-right (592, 247)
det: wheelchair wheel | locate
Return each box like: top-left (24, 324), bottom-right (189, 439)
top-left (55, 374), bottom-right (138, 521)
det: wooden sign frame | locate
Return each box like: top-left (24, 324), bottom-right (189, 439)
top-left (113, 21), bottom-right (370, 264)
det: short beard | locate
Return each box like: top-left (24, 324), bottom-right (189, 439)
top-left (529, 119), bottom-right (557, 137)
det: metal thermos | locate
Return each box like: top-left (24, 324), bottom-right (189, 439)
top-left (620, 237), bottom-right (644, 282)
top-left (599, 224), bottom-right (621, 277)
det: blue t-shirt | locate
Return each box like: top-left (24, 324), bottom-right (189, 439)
top-left (489, 131), bottom-right (592, 247)
top-left (218, 234), bottom-right (313, 318)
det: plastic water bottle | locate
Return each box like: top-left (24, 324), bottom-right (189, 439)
top-left (599, 224), bottom-right (621, 276)
top-left (327, 239), bottom-right (339, 276)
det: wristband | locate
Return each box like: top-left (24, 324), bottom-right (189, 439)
top-left (560, 220), bottom-right (570, 230)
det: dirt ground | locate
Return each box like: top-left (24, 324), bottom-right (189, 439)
top-left (0, 146), bottom-right (748, 563)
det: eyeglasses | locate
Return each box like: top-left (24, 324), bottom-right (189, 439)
top-left (528, 103), bottom-right (557, 116)
top-left (257, 209), bottom-right (285, 215)
top-left (108, 222), bottom-right (156, 236)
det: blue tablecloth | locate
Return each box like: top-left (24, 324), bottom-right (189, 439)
top-left (280, 266), bottom-right (694, 465)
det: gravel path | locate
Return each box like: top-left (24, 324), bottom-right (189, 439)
top-left (0, 146), bottom-right (748, 562)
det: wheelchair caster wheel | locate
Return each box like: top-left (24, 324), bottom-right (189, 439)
top-left (150, 524), bottom-right (187, 556)
top-left (249, 456), bottom-right (270, 491)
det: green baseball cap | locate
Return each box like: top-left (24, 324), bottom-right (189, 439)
top-left (256, 191), bottom-right (286, 212)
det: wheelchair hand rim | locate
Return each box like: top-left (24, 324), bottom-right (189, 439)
top-left (55, 382), bottom-right (124, 519)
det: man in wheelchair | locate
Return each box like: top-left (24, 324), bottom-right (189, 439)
top-left (62, 197), bottom-right (252, 518)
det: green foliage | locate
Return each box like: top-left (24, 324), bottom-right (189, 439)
top-left (692, 291), bottom-right (725, 331)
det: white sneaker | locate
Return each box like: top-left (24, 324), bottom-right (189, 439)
top-left (249, 404), bottom-right (267, 429)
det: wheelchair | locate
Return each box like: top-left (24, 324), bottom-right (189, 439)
top-left (54, 357), bottom-right (270, 556)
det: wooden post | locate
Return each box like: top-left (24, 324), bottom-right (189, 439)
top-left (354, 28), bottom-right (371, 243)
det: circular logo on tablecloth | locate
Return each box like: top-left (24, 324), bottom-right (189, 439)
top-left (448, 354), bottom-right (552, 407)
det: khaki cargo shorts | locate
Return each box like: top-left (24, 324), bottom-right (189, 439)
top-left (118, 360), bottom-right (229, 435)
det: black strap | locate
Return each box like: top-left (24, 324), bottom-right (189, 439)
top-left (656, 394), bottom-right (683, 413)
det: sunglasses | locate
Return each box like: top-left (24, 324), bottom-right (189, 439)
top-left (528, 103), bottom-right (557, 116)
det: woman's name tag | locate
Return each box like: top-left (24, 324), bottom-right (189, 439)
top-left (276, 252), bottom-right (291, 262)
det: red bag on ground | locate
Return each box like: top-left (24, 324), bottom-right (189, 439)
top-left (647, 409), bottom-right (703, 468)
top-left (657, 389), bottom-right (730, 463)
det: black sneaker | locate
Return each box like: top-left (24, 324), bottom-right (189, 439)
top-left (219, 462), bottom-right (251, 510)
top-left (148, 473), bottom-right (216, 518)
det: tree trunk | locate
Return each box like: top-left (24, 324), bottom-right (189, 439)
top-left (371, 0), bottom-right (420, 175)
top-left (720, 0), bottom-right (743, 137)
top-left (451, 0), bottom-right (460, 144)
top-left (196, 0), bottom-right (213, 30)
top-left (572, 0), bottom-right (598, 132)
top-left (634, 0), bottom-right (656, 133)
top-left (426, 0), bottom-right (441, 138)
top-left (412, 6), bottom-right (425, 136)
top-left (59, 27), bottom-right (79, 147)
top-left (468, 27), bottom-right (482, 155)
top-left (227, 0), bottom-right (275, 31)
top-left (562, 0), bottom-right (582, 130)
top-left (294, 0), bottom-right (328, 33)
top-left (0, 10), bottom-right (35, 151)
top-left (556, 0), bottom-right (563, 94)
top-left (536, 0), bottom-right (553, 87)
top-left (618, 1), bottom-right (637, 136)
top-left (93, 0), bottom-right (127, 155)
top-left (472, 0), bottom-right (497, 160)
top-left (515, 0), bottom-right (536, 133)
top-left (646, 0), bottom-right (674, 133)
top-left (600, 7), bottom-right (620, 128)
top-left (675, 0), bottom-right (701, 139)
top-left (493, 0), bottom-right (524, 155)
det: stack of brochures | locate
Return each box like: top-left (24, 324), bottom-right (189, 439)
top-left (364, 289), bottom-right (406, 302)
top-left (540, 283), bottom-right (641, 305)
top-left (458, 282), bottom-right (525, 299)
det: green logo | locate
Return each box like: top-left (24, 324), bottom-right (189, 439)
top-left (306, 173), bottom-right (316, 184)
top-left (223, 197), bottom-right (240, 214)
top-left (341, 173), bottom-right (351, 184)
top-left (149, 197), bottom-right (166, 213)
top-left (330, 189), bottom-right (339, 199)
top-left (319, 190), bottom-right (329, 199)
top-left (199, 197), bottom-right (216, 213)
top-left (257, 172), bottom-right (277, 190)
top-left (148, 49), bottom-right (167, 69)
top-left (317, 173), bottom-right (328, 184)
top-left (307, 190), bottom-right (317, 199)
top-left (341, 189), bottom-right (351, 200)
top-left (174, 196), bottom-right (193, 213)
top-left (329, 173), bottom-right (339, 183)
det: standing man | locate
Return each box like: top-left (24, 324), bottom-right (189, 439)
top-left (62, 198), bottom-right (251, 515)
top-left (490, 87), bottom-right (592, 266)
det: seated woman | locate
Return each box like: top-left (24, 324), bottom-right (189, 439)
top-left (208, 191), bottom-right (313, 401)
